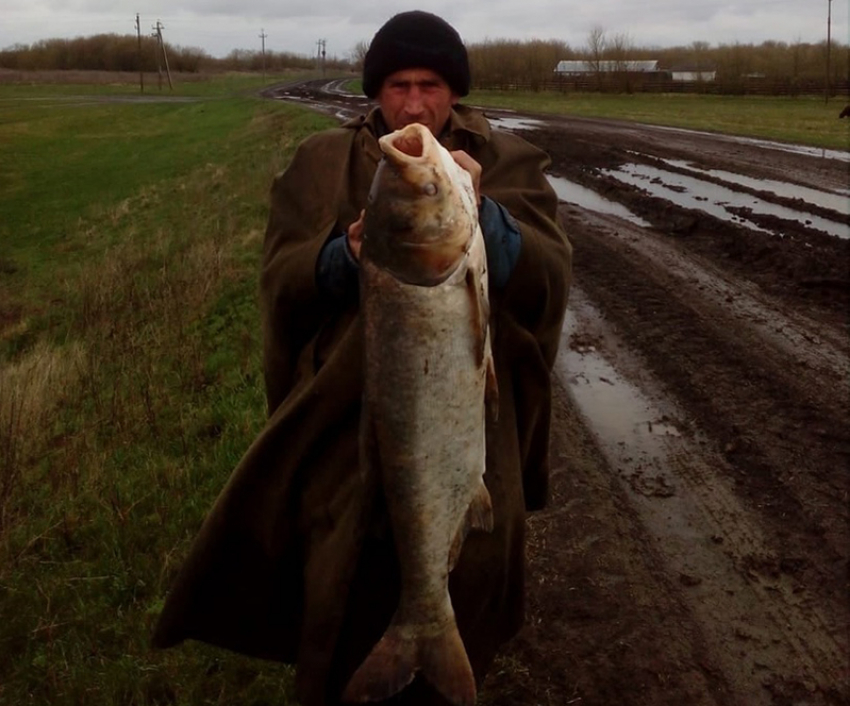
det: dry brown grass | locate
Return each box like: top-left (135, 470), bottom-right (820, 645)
top-left (0, 84), bottom-right (316, 704)
top-left (0, 341), bottom-right (84, 527)
top-left (0, 165), bottom-right (247, 535)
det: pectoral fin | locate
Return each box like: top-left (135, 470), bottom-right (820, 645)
top-left (465, 267), bottom-right (490, 368)
top-left (448, 479), bottom-right (494, 571)
top-left (485, 350), bottom-right (499, 421)
top-left (466, 478), bottom-right (494, 533)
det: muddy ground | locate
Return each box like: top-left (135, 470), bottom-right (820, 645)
top-left (267, 81), bottom-right (850, 706)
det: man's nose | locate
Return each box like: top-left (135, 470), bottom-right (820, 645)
top-left (403, 88), bottom-right (424, 114)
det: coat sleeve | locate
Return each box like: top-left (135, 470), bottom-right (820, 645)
top-left (481, 131), bottom-right (572, 358)
top-left (260, 130), bottom-right (353, 414)
top-left (480, 132), bottom-right (573, 510)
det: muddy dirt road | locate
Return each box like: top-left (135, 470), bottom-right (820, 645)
top-left (265, 80), bottom-right (850, 706)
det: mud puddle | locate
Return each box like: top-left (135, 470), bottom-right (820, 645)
top-left (547, 175), bottom-right (651, 226)
top-left (321, 79), bottom-right (361, 96)
top-left (657, 158), bottom-right (850, 213)
top-left (571, 207), bottom-right (850, 386)
top-left (487, 115), bottom-right (547, 131)
top-left (557, 287), bottom-right (849, 705)
top-left (602, 163), bottom-right (850, 239)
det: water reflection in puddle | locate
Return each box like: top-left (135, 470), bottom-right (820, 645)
top-left (547, 175), bottom-right (652, 227)
top-left (603, 164), bottom-right (850, 239)
top-left (731, 136), bottom-right (850, 163)
top-left (660, 158), bottom-right (850, 214)
top-left (557, 294), bottom-right (694, 506)
top-left (488, 116), bottom-right (547, 131)
top-left (562, 336), bottom-right (680, 445)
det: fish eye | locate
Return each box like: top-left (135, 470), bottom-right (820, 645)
top-left (424, 183), bottom-right (438, 196)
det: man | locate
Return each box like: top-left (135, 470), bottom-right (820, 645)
top-left (153, 11), bottom-right (572, 705)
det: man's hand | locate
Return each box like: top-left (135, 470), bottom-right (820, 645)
top-left (450, 150), bottom-right (482, 207)
top-left (347, 209), bottom-right (366, 261)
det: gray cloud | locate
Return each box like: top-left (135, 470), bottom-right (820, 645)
top-left (2, 0), bottom-right (846, 58)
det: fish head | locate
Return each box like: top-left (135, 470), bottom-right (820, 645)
top-left (364, 123), bottom-right (478, 286)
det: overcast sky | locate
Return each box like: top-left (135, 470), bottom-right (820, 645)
top-left (2, 1), bottom-right (847, 59)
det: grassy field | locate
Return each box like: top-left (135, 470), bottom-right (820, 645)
top-left (0, 73), bottom-right (847, 705)
top-left (0, 74), bottom-right (333, 705)
top-left (469, 90), bottom-right (850, 150)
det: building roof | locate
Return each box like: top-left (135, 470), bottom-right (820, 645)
top-left (555, 60), bottom-right (659, 73)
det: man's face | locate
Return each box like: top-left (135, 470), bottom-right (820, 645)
top-left (377, 68), bottom-right (459, 135)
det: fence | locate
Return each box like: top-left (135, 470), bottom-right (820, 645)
top-left (473, 75), bottom-right (850, 97)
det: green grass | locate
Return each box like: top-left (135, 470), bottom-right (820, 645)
top-left (0, 76), bottom-right (335, 705)
top-left (468, 90), bottom-right (850, 150)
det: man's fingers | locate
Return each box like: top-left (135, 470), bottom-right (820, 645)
top-left (347, 209), bottom-right (366, 260)
top-left (450, 150), bottom-right (482, 205)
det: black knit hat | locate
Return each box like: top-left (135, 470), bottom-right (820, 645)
top-left (362, 11), bottom-right (470, 98)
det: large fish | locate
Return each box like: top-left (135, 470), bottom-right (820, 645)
top-left (343, 123), bottom-right (497, 706)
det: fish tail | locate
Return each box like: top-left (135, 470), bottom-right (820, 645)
top-left (420, 623), bottom-right (477, 706)
top-left (343, 625), bottom-right (418, 703)
top-left (342, 622), bottom-right (476, 706)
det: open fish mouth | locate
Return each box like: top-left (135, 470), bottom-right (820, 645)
top-left (381, 123), bottom-right (429, 159)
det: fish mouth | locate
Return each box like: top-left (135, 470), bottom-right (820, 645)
top-left (380, 123), bottom-right (433, 163)
top-left (393, 133), bottom-right (424, 158)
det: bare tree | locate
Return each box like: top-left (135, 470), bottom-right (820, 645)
top-left (610, 32), bottom-right (632, 71)
top-left (348, 40), bottom-right (369, 71)
top-left (691, 40), bottom-right (710, 68)
top-left (587, 25), bottom-right (607, 89)
top-left (609, 31), bottom-right (633, 91)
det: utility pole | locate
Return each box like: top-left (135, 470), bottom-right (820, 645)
top-left (259, 29), bottom-right (267, 82)
top-left (135, 13), bottom-right (144, 93)
top-left (825, 0), bottom-right (832, 104)
top-left (152, 21), bottom-right (163, 90)
top-left (316, 39), bottom-right (326, 76)
top-left (151, 20), bottom-right (173, 90)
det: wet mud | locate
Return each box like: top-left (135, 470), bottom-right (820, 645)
top-left (485, 111), bottom-right (850, 706)
top-left (265, 81), bottom-right (850, 706)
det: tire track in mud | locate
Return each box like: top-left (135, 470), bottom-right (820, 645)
top-left (557, 206), bottom-right (849, 704)
top-left (558, 283), bottom-right (848, 706)
top-left (565, 207), bottom-right (849, 575)
top-left (482, 375), bottom-right (733, 706)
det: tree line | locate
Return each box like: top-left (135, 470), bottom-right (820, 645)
top-left (0, 34), bottom-right (349, 75)
top-left (1, 31), bottom-right (847, 95)
top-left (467, 33), bottom-right (849, 94)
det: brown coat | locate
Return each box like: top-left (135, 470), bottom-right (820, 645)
top-left (152, 105), bottom-right (572, 705)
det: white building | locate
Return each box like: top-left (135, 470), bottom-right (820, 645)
top-left (555, 60), bottom-right (660, 75)
top-left (670, 68), bottom-right (717, 82)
